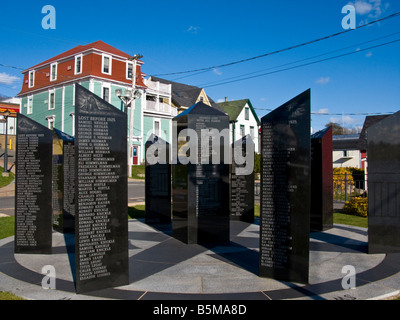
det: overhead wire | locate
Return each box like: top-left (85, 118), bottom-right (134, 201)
top-left (153, 11), bottom-right (400, 77)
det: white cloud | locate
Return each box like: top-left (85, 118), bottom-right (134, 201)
top-left (354, 0), bottom-right (373, 15)
top-left (316, 77), bottom-right (330, 85)
top-left (348, 0), bottom-right (389, 22)
top-left (187, 26), bottom-right (200, 34)
top-left (0, 72), bottom-right (20, 85)
top-left (315, 108), bottom-right (329, 114)
top-left (213, 68), bottom-right (222, 76)
top-left (365, 51), bottom-right (373, 58)
top-left (330, 116), bottom-right (357, 125)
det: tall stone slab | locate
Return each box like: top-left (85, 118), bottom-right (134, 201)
top-left (145, 134), bottom-right (171, 224)
top-left (368, 110), bottom-right (400, 254)
top-left (230, 135), bottom-right (255, 223)
top-left (75, 84), bottom-right (128, 293)
top-left (259, 89), bottom-right (311, 284)
top-left (15, 114), bottom-right (53, 254)
top-left (172, 102), bottom-right (230, 244)
top-left (52, 128), bottom-right (75, 233)
top-left (310, 127), bottom-right (333, 231)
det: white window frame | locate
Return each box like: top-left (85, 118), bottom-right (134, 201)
top-left (74, 54), bottom-right (82, 75)
top-left (240, 124), bottom-right (245, 137)
top-left (28, 70), bottom-right (35, 88)
top-left (250, 126), bottom-right (254, 140)
top-left (126, 61), bottom-right (133, 80)
top-left (50, 63), bottom-right (57, 81)
top-left (102, 83), bottom-right (111, 103)
top-left (245, 107), bottom-right (250, 120)
top-left (102, 54), bottom-right (112, 75)
top-left (27, 95), bottom-right (33, 114)
top-left (70, 112), bottom-right (75, 136)
top-left (49, 89), bottom-right (55, 110)
top-left (46, 115), bottom-right (55, 130)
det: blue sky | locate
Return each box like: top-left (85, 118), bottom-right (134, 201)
top-left (0, 0), bottom-right (399, 131)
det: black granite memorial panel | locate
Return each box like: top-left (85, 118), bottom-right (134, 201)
top-left (231, 135), bottom-right (255, 223)
top-left (310, 127), bottom-right (333, 231)
top-left (172, 102), bottom-right (230, 244)
top-left (368, 110), bottom-right (400, 254)
top-left (259, 89), bottom-right (311, 284)
top-left (145, 134), bottom-right (171, 224)
top-left (15, 114), bottom-right (53, 254)
top-left (52, 128), bottom-right (75, 233)
top-left (75, 84), bottom-right (128, 293)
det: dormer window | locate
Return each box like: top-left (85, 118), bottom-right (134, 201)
top-left (28, 70), bottom-right (35, 88)
top-left (50, 63), bottom-right (57, 81)
top-left (102, 54), bottom-right (112, 75)
top-left (75, 54), bottom-right (82, 74)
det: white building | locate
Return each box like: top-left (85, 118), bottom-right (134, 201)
top-left (217, 99), bottom-right (260, 153)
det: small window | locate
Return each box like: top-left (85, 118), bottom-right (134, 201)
top-left (75, 55), bottom-right (82, 74)
top-left (154, 120), bottom-right (160, 136)
top-left (343, 150), bottom-right (348, 157)
top-left (245, 107), bottom-right (249, 120)
top-left (102, 54), bottom-right (112, 74)
top-left (27, 96), bottom-right (33, 114)
top-left (28, 71), bottom-right (35, 88)
top-left (103, 87), bottom-right (110, 103)
top-left (49, 91), bottom-right (55, 110)
top-left (47, 116), bottom-right (55, 130)
top-left (240, 125), bottom-right (245, 137)
top-left (126, 62), bottom-right (133, 80)
top-left (50, 63), bottom-right (57, 81)
top-left (250, 126), bottom-right (254, 139)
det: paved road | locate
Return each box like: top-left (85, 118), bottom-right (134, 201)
top-left (0, 179), bottom-right (146, 216)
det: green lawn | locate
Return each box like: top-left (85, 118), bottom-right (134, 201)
top-left (0, 291), bottom-right (25, 300)
top-left (0, 216), bottom-right (14, 240)
top-left (131, 165), bottom-right (145, 180)
top-left (0, 166), bottom-right (14, 188)
top-left (333, 212), bottom-right (368, 228)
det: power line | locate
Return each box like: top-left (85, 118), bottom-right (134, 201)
top-left (153, 11), bottom-right (400, 77)
top-left (200, 38), bottom-right (400, 88)
top-left (195, 32), bottom-right (400, 87)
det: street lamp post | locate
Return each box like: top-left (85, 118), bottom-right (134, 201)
top-left (115, 54), bottom-right (143, 178)
top-left (2, 109), bottom-right (10, 175)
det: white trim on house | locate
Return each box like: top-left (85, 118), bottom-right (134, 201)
top-left (27, 95), bottom-right (33, 114)
top-left (46, 115), bottom-right (55, 129)
top-left (126, 61), bottom-right (133, 80)
top-left (102, 82), bottom-right (111, 103)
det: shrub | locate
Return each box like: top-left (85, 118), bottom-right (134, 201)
top-left (343, 197), bottom-right (368, 217)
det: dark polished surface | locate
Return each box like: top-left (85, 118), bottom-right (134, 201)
top-left (259, 89), bottom-right (311, 284)
top-left (310, 127), bottom-right (333, 231)
top-left (14, 114), bottom-right (53, 254)
top-left (74, 84), bottom-right (129, 293)
top-left (52, 128), bottom-right (75, 234)
top-left (145, 134), bottom-right (171, 224)
top-left (368, 110), bottom-right (400, 254)
top-left (230, 135), bottom-right (255, 223)
top-left (172, 102), bottom-right (230, 245)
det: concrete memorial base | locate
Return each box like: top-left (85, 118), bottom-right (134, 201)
top-left (1, 219), bottom-right (400, 300)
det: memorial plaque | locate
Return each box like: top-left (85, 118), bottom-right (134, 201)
top-left (230, 135), bottom-right (255, 223)
top-left (75, 84), bottom-right (129, 293)
top-left (310, 127), bottom-right (333, 231)
top-left (259, 89), bottom-right (311, 284)
top-left (172, 102), bottom-right (230, 244)
top-left (145, 134), bottom-right (171, 224)
top-left (15, 114), bottom-right (53, 254)
top-left (368, 110), bottom-right (400, 254)
top-left (52, 128), bottom-right (75, 233)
